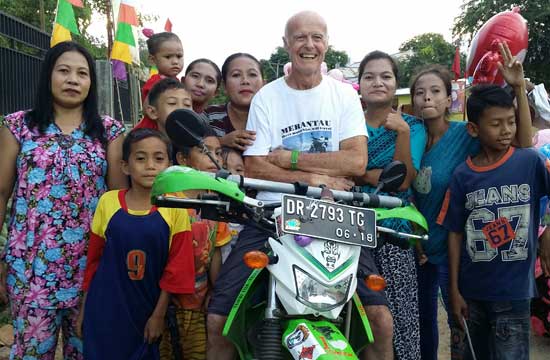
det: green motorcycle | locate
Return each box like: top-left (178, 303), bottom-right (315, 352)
top-left (151, 109), bottom-right (429, 360)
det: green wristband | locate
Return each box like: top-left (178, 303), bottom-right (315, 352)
top-left (290, 150), bottom-right (299, 170)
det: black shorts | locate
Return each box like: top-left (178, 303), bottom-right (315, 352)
top-left (208, 226), bottom-right (387, 316)
top-left (208, 225), bottom-right (269, 316)
top-left (356, 247), bottom-right (388, 306)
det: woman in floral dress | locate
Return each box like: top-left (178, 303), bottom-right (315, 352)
top-left (0, 41), bottom-right (126, 359)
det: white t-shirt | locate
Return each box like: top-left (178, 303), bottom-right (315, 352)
top-left (244, 75), bottom-right (367, 201)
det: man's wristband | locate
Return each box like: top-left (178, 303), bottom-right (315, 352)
top-left (290, 150), bottom-right (299, 170)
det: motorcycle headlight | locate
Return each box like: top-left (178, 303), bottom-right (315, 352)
top-left (293, 265), bottom-right (352, 312)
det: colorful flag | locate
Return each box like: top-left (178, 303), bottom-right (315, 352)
top-left (164, 18), bottom-right (173, 32)
top-left (452, 47), bottom-right (461, 80)
top-left (118, 1), bottom-right (138, 26)
top-left (111, 0), bottom-right (138, 64)
top-left (51, 0), bottom-right (81, 47)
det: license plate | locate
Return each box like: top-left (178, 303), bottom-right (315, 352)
top-left (281, 195), bottom-right (376, 247)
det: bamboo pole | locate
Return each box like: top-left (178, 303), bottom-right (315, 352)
top-left (105, 0), bottom-right (114, 58)
top-left (39, 0), bottom-right (45, 31)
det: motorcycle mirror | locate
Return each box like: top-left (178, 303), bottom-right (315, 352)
top-left (165, 109), bottom-right (222, 170)
top-left (165, 108), bottom-right (209, 149)
top-left (375, 161), bottom-right (407, 193)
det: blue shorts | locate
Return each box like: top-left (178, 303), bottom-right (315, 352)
top-left (207, 225), bottom-right (387, 316)
top-left (458, 299), bottom-right (531, 360)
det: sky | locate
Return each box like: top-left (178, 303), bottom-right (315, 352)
top-left (93, 0), bottom-right (466, 71)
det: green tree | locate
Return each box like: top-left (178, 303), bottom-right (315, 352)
top-left (1, 0), bottom-right (158, 66)
top-left (324, 46), bottom-right (350, 71)
top-left (0, 0), bottom-right (57, 29)
top-left (396, 33), bottom-right (466, 87)
top-left (261, 47), bottom-right (288, 83)
top-left (0, 0), bottom-right (97, 37)
top-left (260, 45), bottom-right (350, 83)
top-left (453, 0), bottom-right (550, 85)
top-left (0, 0), bottom-right (107, 57)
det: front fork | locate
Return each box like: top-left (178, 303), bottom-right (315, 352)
top-left (265, 274), bottom-right (278, 320)
top-left (260, 274), bottom-right (284, 360)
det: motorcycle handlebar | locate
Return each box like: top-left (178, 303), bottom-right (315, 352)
top-left (209, 172), bottom-right (403, 209)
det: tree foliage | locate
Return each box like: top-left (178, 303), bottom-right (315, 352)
top-left (260, 47), bottom-right (288, 83)
top-left (0, 0), bottom-right (98, 36)
top-left (396, 33), bottom-right (466, 87)
top-left (453, 0), bottom-right (550, 85)
top-left (0, 0), bottom-right (156, 61)
top-left (260, 46), bottom-right (350, 83)
top-left (0, 0), bottom-right (57, 29)
top-left (0, 0), bottom-right (107, 58)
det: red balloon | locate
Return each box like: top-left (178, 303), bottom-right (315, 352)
top-left (466, 7), bottom-right (528, 86)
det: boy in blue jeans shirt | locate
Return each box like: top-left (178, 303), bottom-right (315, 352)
top-left (438, 84), bottom-right (550, 359)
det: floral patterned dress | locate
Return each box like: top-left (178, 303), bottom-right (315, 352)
top-left (2, 111), bottom-right (125, 310)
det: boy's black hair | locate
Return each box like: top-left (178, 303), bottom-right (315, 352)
top-left (357, 50), bottom-right (399, 85)
top-left (184, 58), bottom-right (222, 90)
top-left (175, 122), bottom-right (217, 159)
top-left (467, 84), bottom-right (515, 124)
top-left (148, 78), bottom-right (187, 107)
top-left (122, 128), bottom-right (173, 162)
top-left (146, 32), bottom-right (181, 55)
top-left (27, 41), bottom-right (106, 146)
top-left (221, 53), bottom-right (263, 83)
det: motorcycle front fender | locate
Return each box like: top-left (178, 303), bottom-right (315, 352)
top-left (223, 275), bottom-right (375, 360)
top-left (282, 295), bottom-right (373, 360)
top-left (283, 318), bottom-right (359, 360)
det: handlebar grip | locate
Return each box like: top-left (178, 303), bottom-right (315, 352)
top-left (327, 189), bottom-right (403, 208)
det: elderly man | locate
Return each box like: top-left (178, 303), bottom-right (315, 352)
top-left (207, 11), bottom-right (391, 360)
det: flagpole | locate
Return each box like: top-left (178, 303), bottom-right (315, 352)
top-left (114, 77), bottom-right (124, 123)
top-left (106, 1), bottom-right (114, 59)
top-left (39, 0), bottom-right (46, 31)
top-left (109, 2), bottom-right (125, 124)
